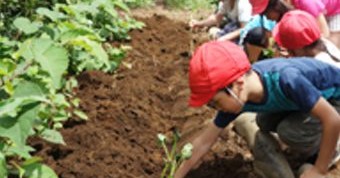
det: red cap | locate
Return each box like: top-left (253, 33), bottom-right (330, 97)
top-left (189, 41), bottom-right (251, 107)
top-left (273, 10), bottom-right (321, 50)
top-left (250, 0), bottom-right (269, 15)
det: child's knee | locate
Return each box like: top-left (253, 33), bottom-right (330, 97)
top-left (276, 114), bottom-right (321, 154)
top-left (256, 113), bottom-right (283, 132)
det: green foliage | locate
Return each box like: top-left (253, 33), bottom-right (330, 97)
top-left (123, 0), bottom-right (155, 8)
top-left (0, 0), bottom-right (143, 177)
top-left (164, 0), bottom-right (215, 11)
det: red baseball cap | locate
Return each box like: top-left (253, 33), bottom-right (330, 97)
top-left (250, 0), bottom-right (269, 15)
top-left (189, 41), bottom-right (251, 107)
top-left (273, 10), bottom-right (321, 50)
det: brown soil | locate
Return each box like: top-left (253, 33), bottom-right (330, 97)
top-left (29, 7), bottom-right (339, 178)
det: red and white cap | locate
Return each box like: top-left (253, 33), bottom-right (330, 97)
top-left (189, 41), bottom-right (251, 107)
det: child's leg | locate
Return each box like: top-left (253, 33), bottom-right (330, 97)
top-left (276, 112), bottom-right (322, 158)
top-left (251, 112), bottom-right (295, 178)
top-left (256, 112), bottom-right (289, 132)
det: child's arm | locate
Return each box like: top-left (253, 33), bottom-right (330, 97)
top-left (174, 121), bottom-right (224, 178)
top-left (217, 22), bottom-right (246, 41)
top-left (301, 97), bottom-right (340, 178)
top-left (317, 14), bottom-right (330, 38)
top-left (217, 28), bottom-right (242, 41)
top-left (189, 13), bottom-right (224, 29)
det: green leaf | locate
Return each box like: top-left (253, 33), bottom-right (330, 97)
top-left (0, 59), bottom-right (16, 76)
top-left (23, 162), bottom-right (58, 178)
top-left (0, 98), bottom-right (24, 117)
top-left (74, 109), bottom-right (88, 120)
top-left (40, 129), bottom-right (65, 145)
top-left (13, 17), bottom-right (40, 35)
top-left (4, 81), bottom-right (14, 96)
top-left (181, 143), bottom-right (193, 160)
top-left (112, 0), bottom-right (130, 12)
top-left (0, 104), bottom-right (40, 156)
top-left (0, 152), bottom-right (8, 178)
top-left (59, 29), bottom-right (99, 43)
top-left (85, 39), bottom-right (110, 71)
top-left (27, 38), bottom-right (69, 89)
top-left (23, 157), bottom-right (43, 166)
top-left (36, 7), bottom-right (66, 21)
top-left (16, 39), bottom-right (34, 61)
top-left (8, 145), bottom-right (35, 159)
top-left (0, 96), bottom-right (46, 118)
top-left (69, 37), bottom-right (110, 71)
top-left (13, 81), bottom-right (45, 99)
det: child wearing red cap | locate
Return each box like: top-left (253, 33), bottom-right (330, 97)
top-left (289, 0), bottom-right (340, 49)
top-left (249, 0), bottom-right (292, 21)
top-left (273, 10), bottom-right (340, 68)
top-left (250, 0), bottom-right (340, 48)
top-left (175, 41), bottom-right (340, 178)
top-left (189, 0), bottom-right (252, 41)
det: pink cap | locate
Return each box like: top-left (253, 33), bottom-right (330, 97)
top-left (273, 10), bottom-right (321, 50)
top-left (189, 41), bottom-right (251, 107)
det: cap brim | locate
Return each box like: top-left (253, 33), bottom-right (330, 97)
top-left (189, 91), bottom-right (215, 107)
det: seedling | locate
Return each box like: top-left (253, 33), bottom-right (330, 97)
top-left (157, 129), bottom-right (193, 178)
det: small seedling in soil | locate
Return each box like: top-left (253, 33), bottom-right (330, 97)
top-left (157, 129), bottom-right (193, 178)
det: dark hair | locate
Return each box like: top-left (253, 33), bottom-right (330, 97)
top-left (243, 27), bottom-right (267, 48)
top-left (262, 0), bottom-right (292, 20)
top-left (305, 39), bottom-right (340, 62)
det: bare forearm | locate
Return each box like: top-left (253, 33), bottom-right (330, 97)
top-left (197, 14), bottom-right (223, 28)
top-left (315, 117), bottom-right (340, 173)
top-left (174, 139), bottom-right (212, 178)
top-left (217, 28), bottom-right (241, 41)
top-left (311, 98), bottom-right (340, 174)
top-left (317, 14), bottom-right (330, 38)
top-left (174, 123), bottom-right (223, 178)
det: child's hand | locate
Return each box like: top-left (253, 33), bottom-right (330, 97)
top-left (300, 165), bottom-right (326, 178)
top-left (189, 19), bottom-right (202, 30)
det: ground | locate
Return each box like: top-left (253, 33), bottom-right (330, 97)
top-left (30, 6), bottom-right (340, 178)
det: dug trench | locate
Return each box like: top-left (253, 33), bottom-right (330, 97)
top-left (29, 10), bottom-right (339, 178)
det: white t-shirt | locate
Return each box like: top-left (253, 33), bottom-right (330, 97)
top-left (218, 0), bottom-right (252, 23)
top-left (315, 38), bottom-right (340, 68)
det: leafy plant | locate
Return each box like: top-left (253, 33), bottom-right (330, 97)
top-left (157, 130), bottom-right (193, 178)
top-left (123, 0), bottom-right (155, 8)
top-left (0, 0), bottom-right (144, 177)
top-left (163, 0), bottom-right (215, 11)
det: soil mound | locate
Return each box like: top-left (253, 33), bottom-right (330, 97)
top-left (30, 13), bottom-right (258, 178)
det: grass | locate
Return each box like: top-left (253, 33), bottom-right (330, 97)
top-left (164, 0), bottom-right (216, 11)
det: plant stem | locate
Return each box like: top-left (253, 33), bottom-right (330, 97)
top-left (161, 162), bottom-right (170, 178)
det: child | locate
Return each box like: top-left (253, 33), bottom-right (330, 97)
top-left (249, 0), bottom-right (292, 21)
top-left (174, 41), bottom-right (340, 178)
top-left (289, 0), bottom-right (340, 49)
top-left (242, 27), bottom-right (272, 62)
top-left (250, 0), bottom-right (340, 49)
top-left (273, 10), bottom-right (340, 68)
top-left (189, 0), bottom-right (252, 41)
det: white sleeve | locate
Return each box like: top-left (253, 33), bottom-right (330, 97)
top-left (237, 0), bottom-right (252, 23)
top-left (217, 0), bottom-right (228, 15)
